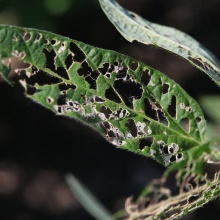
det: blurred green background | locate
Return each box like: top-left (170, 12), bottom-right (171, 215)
top-left (0, 0), bottom-right (220, 219)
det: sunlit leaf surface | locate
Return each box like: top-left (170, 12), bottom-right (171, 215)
top-left (0, 25), bottom-right (206, 167)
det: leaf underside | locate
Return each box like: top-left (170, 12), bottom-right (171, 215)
top-left (99, 0), bottom-right (220, 86)
top-left (0, 25), bottom-right (206, 168)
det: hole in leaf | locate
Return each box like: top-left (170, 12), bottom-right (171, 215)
top-left (114, 79), bottom-right (143, 107)
top-left (65, 53), bottom-right (74, 69)
top-left (188, 195), bottom-right (200, 203)
top-left (94, 96), bottom-right (105, 103)
top-left (91, 70), bottom-right (99, 80)
top-left (129, 12), bottom-right (136, 18)
top-left (177, 153), bottom-right (182, 159)
top-left (169, 147), bottom-right (174, 154)
top-left (180, 103), bottom-right (185, 109)
top-left (58, 83), bottom-right (76, 91)
top-left (102, 122), bottom-right (111, 130)
top-left (47, 97), bottom-right (54, 104)
top-left (78, 62), bottom-right (92, 75)
top-left (143, 118), bottom-right (150, 125)
top-left (125, 119), bottom-right (137, 137)
top-left (51, 39), bottom-right (56, 45)
top-left (25, 70), bottom-right (62, 86)
top-left (148, 100), bottom-right (168, 124)
top-left (196, 117), bottom-right (202, 123)
top-left (109, 64), bottom-right (115, 72)
top-left (56, 67), bottom-right (69, 80)
top-left (107, 130), bottom-right (115, 138)
top-left (99, 63), bottom-right (110, 75)
top-left (159, 112), bottom-right (168, 125)
top-left (141, 69), bottom-right (151, 86)
top-left (162, 83), bottom-right (170, 94)
top-left (144, 98), bottom-right (158, 120)
top-left (167, 95), bottom-right (177, 118)
top-left (186, 180), bottom-right (197, 190)
top-left (35, 33), bottom-right (42, 42)
top-left (43, 39), bottom-right (49, 45)
top-left (78, 62), bottom-right (98, 89)
top-left (57, 94), bottom-right (66, 105)
top-left (112, 108), bottom-right (129, 119)
top-left (116, 66), bottom-right (128, 79)
top-left (69, 42), bottom-right (86, 63)
top-left (26, 85), bottom-right (37, 95)
top-left (43, 48), bottom-right (56, 72)
top-left (130, 61), bottom-right (138, 71)
top-left (23, 32), bottom-right (31, 41)
top-left (85, 76), bottom-right (96, 89)
top-left (105, 87), bottom-right (121, 104)
top-left (186, 106), bottom-right (192, 112)
top-left (170, 155), bottom-right (176, 162)
top-left (57, 106), bottom-right (62, 114)
top-left (188, 57), bottom-right (210, 70)
top-left (100, 106), bottom-right (112, 119)
top-left (32, 65), bottom-right (38, 73)
top-left (139, 137), bottom-right (153, 150)
top-left (163, 145), bottom-right (169, 154)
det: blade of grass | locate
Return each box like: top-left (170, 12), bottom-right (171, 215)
top-left (65, 173), bottom-right (114, 220)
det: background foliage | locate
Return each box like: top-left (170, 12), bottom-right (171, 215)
top-left (0, 0), bottom-right (220, 219)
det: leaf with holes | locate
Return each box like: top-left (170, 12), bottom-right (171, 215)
top-left (123, 144), bottom-right (220, 220)
top-left (99, 0), bottom-right (220, 86)
top-left (0, 25), bottom-right (207, 167)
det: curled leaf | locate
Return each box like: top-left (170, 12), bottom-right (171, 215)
top-left (99, 0), bottom-right (220, 86)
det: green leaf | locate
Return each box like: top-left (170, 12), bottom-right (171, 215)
top-left (99, 0), bottom-right (220, 86)
top-left (124, 144), bottom-right (220, 220)
top-left (65, 174), bottom-right (113, 220)
top-left (0, 60), bottom-right (13, 85)
top-left (0, 25), bottom-right (206, 167)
